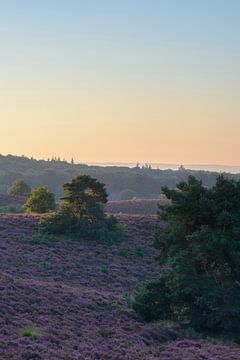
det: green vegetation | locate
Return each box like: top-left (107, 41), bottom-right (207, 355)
top-left (0, 154), bottom-right (235, 200)
top-left (25, 186), bottom-right (56, 213)
top-left (118, 245), bottom-right (128, 257)
top-left (31, 232), bottom-right (56, 245)
top-left (19, 328), bottom-right (42, 339)
top-left (133, 175), bottom-right (240, 341)
top-left (40, 175), bottom-right (122, 242)
top-left (133, 245), bottom-right (144, 257)
top-left (100, 265), bottom-right (109, 274)
top-left (7, 179), bottom-right (31, 197)
top-left (0, 204), bottom-right (25, 213)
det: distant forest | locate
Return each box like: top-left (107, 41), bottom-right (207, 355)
top-left (0, 155), bottom-right (239, 200)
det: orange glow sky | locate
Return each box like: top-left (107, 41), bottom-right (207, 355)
top-left (0, 1), bottom-right (239, 165)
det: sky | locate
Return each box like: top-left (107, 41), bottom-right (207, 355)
top-left (0, 0), bottom-right (239, 165)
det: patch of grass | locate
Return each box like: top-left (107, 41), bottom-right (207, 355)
top-left (100, 265), bottom-right (109, 274)
top-left (134, 245), bottom-right (144, 257)
top-left (19, 328), bottom-right (42, 339)
top-left (31, 232), bottom-right (56, 245)
top-left (123, 292), bottom-right (133, 308)
top-left (118, 245), bottom-right (128, 257)
top-left (0, 204), bottom-right (25, 213)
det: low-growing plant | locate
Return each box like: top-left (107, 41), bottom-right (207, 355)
top-left (133, 245), bottom-right (144, 257)
top-left (31, 232), bottom-right (56, 245)
top-left (19, 328), bottom-right (41, 339)
top-left (118, 245), bottom-right (128, 257)
top-left (100, 265), bottom-right (109, 274)
top-left (0, 204), bottom-right (25, 213)
top-left (123, 292), bottom-right (133, 308)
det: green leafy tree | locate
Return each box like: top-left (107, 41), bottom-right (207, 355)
top-left (133, 175), bottom-right (240, 340)
top-left (41, 175), bottom-right (122, 242)
top-left (8, 179), bottom-right (31, 197)
top-left (25, 186), bottom-right (56, 213)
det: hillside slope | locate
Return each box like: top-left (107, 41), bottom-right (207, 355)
top-left (0, 215), bottom-right (240, 359)
top-left (0, 154), bottom-right (233, 199)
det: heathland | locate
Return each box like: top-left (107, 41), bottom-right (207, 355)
top-left (1, 196), bottom-right (240, 359)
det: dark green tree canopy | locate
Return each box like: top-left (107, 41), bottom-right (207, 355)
top-left (61, 175), bottom-right (108, 223)
top-left (25, 186), bottom-right (56, 213)
top-left (40, 175), bottom-right (122, 242)
top-left (133, 175), bottom-right (240, 340)
top-left (7, 179), bottom-right (31, 197)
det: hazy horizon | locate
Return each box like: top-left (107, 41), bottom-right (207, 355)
top-left (1, 1), bottom-right (239, 164)
top-left (2, 152), bottom-right (240, 174)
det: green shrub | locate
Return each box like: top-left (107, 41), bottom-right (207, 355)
top-left (134, 245), bottom-right (144, 257)
top-left (25, 186), bottom-right (56, 213)
top-left (19, 328), bottom-right (41, 339)
top-left (118, 245), bottom-right (128, 257)
top-left (100, 265), bottom-right (109, 274)
top-left (0, 204), bottom-right (25, 213)
top-left (8, 179), bottom-right (31, 197)
top-left (31, 232), bottom-right (56, 245)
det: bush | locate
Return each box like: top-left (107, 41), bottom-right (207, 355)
top-left (7, 179), bottom-right (31, 197)
top-left (133, 175), bottom-right (240, 340)
top-left (0, 204), bottom-right (25, 213)
top-left (25, 186), bottom-right (56, 213)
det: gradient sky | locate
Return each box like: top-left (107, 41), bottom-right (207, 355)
top-left (0, 1), bottom-right (239, 164)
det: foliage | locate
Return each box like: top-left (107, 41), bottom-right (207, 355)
top-left (0, 204), bottom-right (25, 213)
top-left (25, 186), bottom-right (56, 213)
top-left (19, 328), bottom-right (42, 339)
top-left (100, 265), bottom-right (109, 274)
top-left (7, 179), bottom-right (31, 197)
top-left (134, 245), bottom-right (144, 257)
top-left (118, 245), bottom-right (128, 257)
top-left (31, 232), bottom-right (56, 245)
top-left (133, 175), bottom-right (240, 340)
top-left (40, 175), bottom-right (123, 242)
top-left (0, 154), bottom-right (234, 199)
top-left (119, 189), bottom-right (138, 200)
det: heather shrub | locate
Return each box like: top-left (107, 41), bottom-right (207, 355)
top-left (133, 175), bottom-right (240, 341)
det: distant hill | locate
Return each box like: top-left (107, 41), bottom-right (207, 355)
top-left (0, 154), bottom-right (239, 200)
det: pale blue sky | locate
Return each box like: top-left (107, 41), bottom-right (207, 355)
top-left (0, 1), bottom-right (239, 164)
